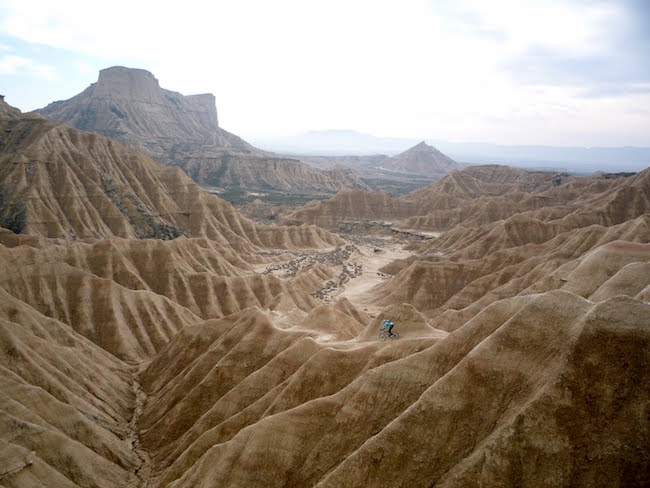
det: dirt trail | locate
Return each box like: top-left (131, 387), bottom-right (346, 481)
top-left (253, 237), bottom-right (413, 316)
top-left (333, 240), bottom-right (411, 315)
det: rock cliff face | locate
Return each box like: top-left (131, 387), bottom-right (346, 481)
top-left (38, 67), bottom-right (368, 194)
top-left (379, 140), bottom-right (458, 176)
top-left (39, 66), bottom-right (246, 154)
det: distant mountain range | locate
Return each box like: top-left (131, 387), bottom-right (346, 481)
top-left (251, 130), bottom-right (650, 173)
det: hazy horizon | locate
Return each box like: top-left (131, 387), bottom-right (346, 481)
top-left (1, 0), bottom-right (649, 149)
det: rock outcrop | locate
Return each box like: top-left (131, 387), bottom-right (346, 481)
top-left (37, 67), bottom-right (368, 194)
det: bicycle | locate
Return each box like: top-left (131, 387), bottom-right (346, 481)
top-left (379, 331), bottom-right (399, 341)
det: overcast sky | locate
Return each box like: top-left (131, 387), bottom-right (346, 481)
top-left (0, 0), bottom-right (648, 146)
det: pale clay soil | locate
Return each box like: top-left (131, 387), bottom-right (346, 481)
top-left (335, 241), bottom-right (411, 315)
top-left (256, 236), bottom-right (413, 322)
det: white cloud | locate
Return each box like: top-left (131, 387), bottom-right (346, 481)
top-left (0, 54), bottom-right (55, 80)
top-left (0, 0), bottom-right (647, 145)
top-left (76, 61), bottom-right (94, 76)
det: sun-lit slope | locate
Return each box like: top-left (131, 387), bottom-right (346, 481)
top-left (0, 288), bottom-right (141, 487)
top-left (316, 293), bottom-right (649, 488)
top-left (554, 167), bottom-right (650, 227)
top-left (137, 291), bottom-right (649, 488)
top-left (0, 101), bottom-right (342, 249)
top-left (408, 164), bottom-right (573, 199)
top-left (398, 191), bottom-right (573, 231)
top-left (0, 243), bottom-right (202, 360)
top-left (372, 168), bottom-right (649, 315)
top-left (528, 240), bottom-right (650, 299)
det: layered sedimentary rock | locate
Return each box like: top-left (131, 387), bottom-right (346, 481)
top-left (1, 99), bottom-right (341, 248)
top-left (37, 67), bottom-right (368, 193)
top-left (283, 189), bottom-right (421, 229)
top-left (379, 140), bottom-right (458, 175)
top-left (1, 95), bottom-right (649, 487)
top-left (372, 168), bottom-right (650, 316)
top-left (38, 67), bottom-right (244, 153)
top-left (285, 164), bottom-right (639, 232)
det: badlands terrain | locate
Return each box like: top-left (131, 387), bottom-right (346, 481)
top-left (1, 76), bottom-right (649, 488)
top-left (38, 67), bottom-right (369, 203)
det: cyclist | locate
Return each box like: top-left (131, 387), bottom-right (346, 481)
top-left (381, 319), bottom-right (395, 337)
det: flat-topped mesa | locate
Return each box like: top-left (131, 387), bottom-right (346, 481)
top-left (94, 66), bottom-right (219, 128)
top-left (97, 68), bottom-right (215, 106)
top-left (95, 66), bottom-right (162, 102)
top-left (39, 65), bottom-right (228, 149)
top-left (36, 66), bottom-right (372, 193)
top-left (101, 67), bottom-right (217, 124)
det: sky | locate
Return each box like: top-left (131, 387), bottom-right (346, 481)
top-left (0, 0), bottom-right (649, 147)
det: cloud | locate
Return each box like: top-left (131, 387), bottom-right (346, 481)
top-left (505, 44), bottom-right (650, 92)
top-left (0, 0), bottom-right (648, 145)
top-left (498, 0), bottom-right (650, 97)
top-left (0, 54), bottom-right (55, 79)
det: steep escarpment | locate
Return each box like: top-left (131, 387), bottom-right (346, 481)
top-left (38, 66), bottom-right (249, 154)
top-left (37, 67), bottom-right (368, 194)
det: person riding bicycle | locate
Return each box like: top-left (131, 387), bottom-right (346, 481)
top-left (381, 319), bottom-right (395, 337)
